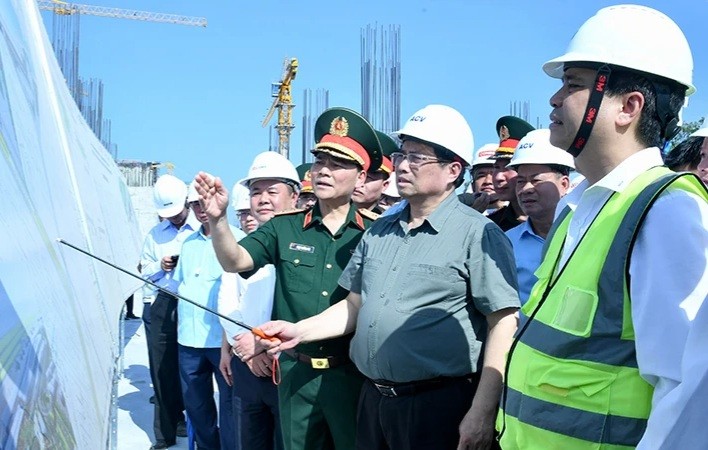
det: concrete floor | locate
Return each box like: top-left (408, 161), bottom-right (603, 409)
top-left (117, 300), bottom-right (190, 450)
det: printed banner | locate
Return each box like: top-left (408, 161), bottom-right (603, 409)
top-left (0, 0), bottom-right (142, 448)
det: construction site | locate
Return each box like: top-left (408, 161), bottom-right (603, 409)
top-left (7, 1), bottom-right (700, 449)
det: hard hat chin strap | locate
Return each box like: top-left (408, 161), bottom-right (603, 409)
top-left (568, 64), bottom-right (612, 157)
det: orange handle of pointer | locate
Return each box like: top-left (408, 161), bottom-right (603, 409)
top-left (252, 327), bottom-right (277, 341)
top-left (251, 327), bottom-right (281, 385)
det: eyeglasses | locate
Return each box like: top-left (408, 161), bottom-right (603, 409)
top-left (390, 152), bottom-right (451, 168)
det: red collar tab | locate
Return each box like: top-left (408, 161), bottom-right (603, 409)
top-left (354, 211), bottom-right (365, 230)
top-left (303, 210), bottom-right (313, 228)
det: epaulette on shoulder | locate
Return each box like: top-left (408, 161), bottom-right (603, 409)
top-left (274, 208), bottom-right (306, 217)
top-left (357, 208), bottom-right (380, 221)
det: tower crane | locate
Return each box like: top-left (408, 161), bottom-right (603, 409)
top-left (262, 58), bottom-right (298, 158)
top-left (37, 0), bottom-right (207, 27)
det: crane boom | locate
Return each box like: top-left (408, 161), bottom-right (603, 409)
top-left (37, 0), bottom-right (207, 27)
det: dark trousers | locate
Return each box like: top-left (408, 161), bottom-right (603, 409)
top-left (278, 356), bottom-right (364, 450)
top-left (148, 292), bottom-right (184, 443)
top-left (142, 301), bottom-right (152, 350)
top-left (125, 294), bottom-right (135, 316)
top-left (231, 357), bottom-right (283, 450)
top-left (356, 377), bottom-right (478, 450)
top-left (179, 345), bottom-right (236, 450)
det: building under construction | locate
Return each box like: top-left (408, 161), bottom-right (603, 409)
top-left (361, 24), bottom-right (401, 134)
top-left (40, 1), bottom-right (207, 162)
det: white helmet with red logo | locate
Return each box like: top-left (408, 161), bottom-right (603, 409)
top-left (472, 143), bottom-right (498, 168)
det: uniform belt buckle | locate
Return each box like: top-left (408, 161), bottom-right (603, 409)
top-left (374, 383), bottom-right (397, 397)
top-left (310, 358), bottom-right (330, 369)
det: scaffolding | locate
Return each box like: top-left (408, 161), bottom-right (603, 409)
top-left (300, 89), bottom-right (330, 164)
top-left (39, 0), bottom-right (207, 160)
top-left (360, 24), bottom-right (401, 134)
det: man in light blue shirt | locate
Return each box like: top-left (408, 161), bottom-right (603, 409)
top-left (174, 180), bottom-right (245, 450)
top-left (504, 129), bottom-right (574, 305)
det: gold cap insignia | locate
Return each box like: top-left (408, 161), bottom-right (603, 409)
top-left (304, 170), bottom-right (311, 181)
top-left (499, 124), bottom-right (510, 141)
top-left (330, 117), bottom-right (349, 137)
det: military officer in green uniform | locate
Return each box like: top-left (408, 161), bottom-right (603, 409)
top-left (295, 163), bottom-right (317, 210)
top-left (488, 116), bottom-right (535, 231)
top-left (351, 130), bottom-right (397, 215)
top-left (195, 107), bottom-right (383, 450)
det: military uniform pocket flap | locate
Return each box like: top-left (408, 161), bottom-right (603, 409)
top-left (282, 252), bottom-right (316, 268)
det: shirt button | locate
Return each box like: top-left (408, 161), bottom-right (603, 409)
top-left (380, 293), bottom-right (385, 298)
top-left (326, 263), bottom-right (332, 269)
top-left (392, 266), bottom-right (397, 271)
top-left (322, 291), bottom-right (329, 297)
top-left (294, 259), bottom-right (300, 264)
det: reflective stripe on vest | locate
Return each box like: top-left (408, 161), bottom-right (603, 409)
top-left (499, 167), bottom-right (708, 449)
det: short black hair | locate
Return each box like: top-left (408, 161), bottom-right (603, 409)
top-left (546, 164), bottom-right (571, 177)
top-left (664, 136), bottom-right (703, 171)
top-left (605, 68), bottom-right (686, 148)
top-left (432, 145), bottom-right (466, 188)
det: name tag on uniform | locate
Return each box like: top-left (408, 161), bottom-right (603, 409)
top-left (289, 242), bottom-right (315, 253)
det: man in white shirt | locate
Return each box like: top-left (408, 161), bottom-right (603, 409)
top-left (497, 5), bottom-right (708, 449)
top-left (140, 174), bottom-right (199, 450)
top-left (218, 152), bottom-right (300, 450)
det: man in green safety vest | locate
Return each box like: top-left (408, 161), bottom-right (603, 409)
top-left (497, 5), bottom-right (708, 450)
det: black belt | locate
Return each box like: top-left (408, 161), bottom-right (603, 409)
top-left (370, 374), bottom-right (479, 398)
top-left (284, 350), bottom-right (350, 369)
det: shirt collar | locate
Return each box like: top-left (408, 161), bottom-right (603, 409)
top-left (519, 219), bottom-right (541, 238)
top-left (303, 202), bottom-right (365, 232)
top-left (395, 191), bottom-right (459, 233)
top-left (557, 147), bottom-right (663, 215)
top-left (157, 211), bottom-right (199, 233)
top-left (593, 147), bottom-right (663, 192)
top-left (197, 224), bottom-right (210, 239)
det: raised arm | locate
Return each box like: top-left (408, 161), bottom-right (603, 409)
top-left (194, 171), bottom-right (254, 272)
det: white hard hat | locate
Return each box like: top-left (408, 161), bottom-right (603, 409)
top-left (383, 172), bottom-right (400, 198)
top-left (187, 181), bottom-right (199, 203)
top-left (239, 151), bottom-right (301, 190)
top-left (472, 143), bottom-right (497, 168)
top-left (507, 129), bottom-right (575, 170)
top-left (187, 173), bottom-right (214, 203)
top-left (543, 5), bottom-right (695, 95)
top-left (231, 183), bottom-right (251, 212)
top-left (691, 127), bottom-right (708, 138)
top-left (153, 174), bottom-right (187, 218)
top-left (393, 105), bottom-right (474, 166)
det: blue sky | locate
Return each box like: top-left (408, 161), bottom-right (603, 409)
top-left (40, 0), bottom-right (708, 191)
